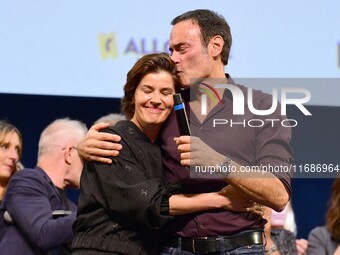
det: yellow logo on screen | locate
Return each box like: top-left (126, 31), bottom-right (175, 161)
top-left (98, 33), bottom-right (118, 59)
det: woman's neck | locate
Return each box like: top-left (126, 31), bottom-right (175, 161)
top-left (141, 124), bottom-right (161, 143)
top-left (130, 119), bottom-right (161, 142)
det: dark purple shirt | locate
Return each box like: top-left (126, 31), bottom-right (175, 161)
top-left (160, 75), bottom-right (293, 237)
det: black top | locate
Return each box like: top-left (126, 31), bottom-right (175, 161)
top-left (72, 120), bottom-right (175, 255)
top-left (161, 74), bottom-right (293, 236)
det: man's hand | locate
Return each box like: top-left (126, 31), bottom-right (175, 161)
top-left (169, 185), bottom-right (264, 216)
top-left (77, 122), bottom-right (122, 164)
top-left (174, 136), bottom-right (289, 212)
top-left (218, 185), bottom-right (264, 217)
top-left (175, 136), bottom-right (224, 167)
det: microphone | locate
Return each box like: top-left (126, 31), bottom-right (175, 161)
top-left (173, 93), bottom-right (191, 135)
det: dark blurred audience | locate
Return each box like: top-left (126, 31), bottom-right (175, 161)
top-left (94, 113), bottom-right (125, 125)
top-left (308, 178), bottom-right (340, 255)
top-left (0, 118), bottom-right (87, 255)
top-left (264, 201), bottom-right (308, 255)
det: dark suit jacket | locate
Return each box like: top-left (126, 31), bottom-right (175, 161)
top-left (0, 167), bottom-right (77, 255)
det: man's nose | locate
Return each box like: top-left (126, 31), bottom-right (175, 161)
top-left (171, 51), bottom-right (180, 63)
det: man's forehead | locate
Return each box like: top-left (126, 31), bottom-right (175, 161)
top-left (171, 20), bottom-right (200, 34)
top-left (170, 22), bottom-right (201, 44)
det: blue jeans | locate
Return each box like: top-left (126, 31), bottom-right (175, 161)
top-left (160, 244), bottom-right (265, 255)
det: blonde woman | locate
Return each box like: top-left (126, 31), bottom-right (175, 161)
top-left (0, 120), bottom-right (22, 203)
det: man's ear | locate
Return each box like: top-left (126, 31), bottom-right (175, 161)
top-left (63, 145), bottom-right (73, 165)
top-left (209, 35), bottom-right (224, 58)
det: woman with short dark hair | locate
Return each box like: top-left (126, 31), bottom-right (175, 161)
top-left (72, 53), bottom-right (244, 255)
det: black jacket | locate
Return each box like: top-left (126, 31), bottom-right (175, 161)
top-left (72, 121), bottom-right (176, 255)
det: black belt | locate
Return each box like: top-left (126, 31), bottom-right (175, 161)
top-left (164, 230), bottom-right (263, 253)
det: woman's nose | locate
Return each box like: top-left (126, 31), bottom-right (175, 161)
top-left (150, 92), bottom-right (162, 104)
top-left (7, 147), bottom-right (19, 162)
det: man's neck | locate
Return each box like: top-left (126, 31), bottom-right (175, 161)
top-left (37, 162), bottom-right (65, 189)
top-left (188, 75), bottom-right (229, 123)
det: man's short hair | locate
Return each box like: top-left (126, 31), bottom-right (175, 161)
top-left (171, 9), bottom-right (232, 65)
top-left (38, 118), bottom-right (87, 159)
